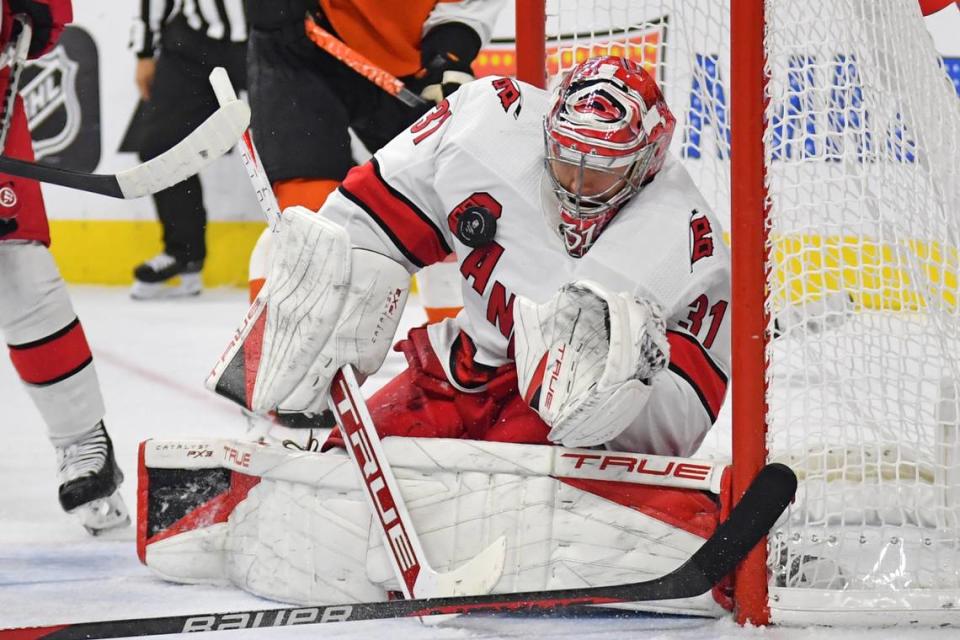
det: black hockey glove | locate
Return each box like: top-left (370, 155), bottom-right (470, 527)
top-left (410, 22), bottom-right (481, 104)
top-left (9, 1), bottom-right (58, 58)
top-left (0, 216), bottom-right (18, 238)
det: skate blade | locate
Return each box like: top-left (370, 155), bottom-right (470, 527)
top-left (130, 276), bottom-right (202, 300)
top-left (70, 490), bottom-right (131, 536)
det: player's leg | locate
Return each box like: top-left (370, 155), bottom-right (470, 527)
top-left (130, 20), bottom-right (225, 299)
top-left (244, 24), bottom-right (356, 301)
top-left (0, 242), bottom-right (128, 534)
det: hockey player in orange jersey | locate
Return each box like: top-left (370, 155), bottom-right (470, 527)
top-left (244, 0), bottom-right (506, 321)
top-left (0, 0), bottom-right (128, 534)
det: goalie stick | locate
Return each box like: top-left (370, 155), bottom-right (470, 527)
top-left (207, 67), bottom-right (507, 600)
top-left (0, 98), bottom-right (250, 199)
top-left (0, 462), bottom-right (797, 639)
top-left (0, 15), bottom-right (31, 152)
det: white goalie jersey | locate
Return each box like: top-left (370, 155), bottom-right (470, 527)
top-left (320, 76), bottom-right (731, 456)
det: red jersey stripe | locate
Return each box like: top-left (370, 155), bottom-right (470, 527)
top-left (339, 158), bottom-right (451, 268)
top-left (666, 330), bottom-right (728, 423)
top-left (8, 318), bottom-right (93, 386)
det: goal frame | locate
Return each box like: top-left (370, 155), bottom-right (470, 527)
top-left (515, 0), bottom-right (773, 625)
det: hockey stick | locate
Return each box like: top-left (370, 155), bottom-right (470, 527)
top-left (303, 14), bottom-right (428, 108)
top-left (0, 96), bottom-right (250, 198)
top-left (0, 15), bottom-right (31, 152)
top-left (207, 67), bottom-right (506, 600)
top-left (0, 462), bottom-right (796, 639)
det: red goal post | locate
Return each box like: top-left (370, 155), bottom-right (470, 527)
top-left (515, 0), bottom-right (960, 627)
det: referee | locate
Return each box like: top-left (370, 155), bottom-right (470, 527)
top-left (123, 0), bottom-right (248, 299)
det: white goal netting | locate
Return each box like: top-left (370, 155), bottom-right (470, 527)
top-left (541, 0), bottom-right (960, 625)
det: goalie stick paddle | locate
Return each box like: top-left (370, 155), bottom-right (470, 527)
top-left (0, 463), bottom-right (797, 639)
top-left (0, 99), bottom-right (250, 198)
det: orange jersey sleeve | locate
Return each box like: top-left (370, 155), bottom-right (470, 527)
top-left (319, 0), bottom-right (441, 77)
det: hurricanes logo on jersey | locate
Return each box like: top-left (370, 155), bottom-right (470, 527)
top-left (491, 77), bottom-right (522, 119)
top-left (689, 209), bottom-right (715, 268)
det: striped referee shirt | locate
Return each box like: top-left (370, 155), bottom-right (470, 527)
top-left (130, 0), bottom-right (248, 58)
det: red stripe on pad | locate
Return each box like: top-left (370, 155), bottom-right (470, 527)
top-left (142, 472), bottom-right (261, 552)
top-left (244, 305), bottom-right (268, 410)
top-left (8, 318), bottom-right (92, 385)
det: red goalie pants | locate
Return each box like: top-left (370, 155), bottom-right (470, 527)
top-left (326, 326), bottom-right (551, 449)
top-left (370, 326), bottom-right (551, 443)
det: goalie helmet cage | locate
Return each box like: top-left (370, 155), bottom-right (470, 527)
top-left (516, 0), bottom-right (960, 628)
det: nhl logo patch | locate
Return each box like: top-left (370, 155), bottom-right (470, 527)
top-left (21, 26), bottom-right (101, 171)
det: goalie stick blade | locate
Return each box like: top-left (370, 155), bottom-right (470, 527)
top-left (0, 463), bottom-right (796, 639)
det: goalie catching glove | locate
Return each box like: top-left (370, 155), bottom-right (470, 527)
top-left (514, 280), bottom-right (670, 448)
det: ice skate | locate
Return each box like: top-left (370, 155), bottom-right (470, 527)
top-left (57, 422), bottom-right (130, 535)
top-left (130, 253), bottom-right (203, 300)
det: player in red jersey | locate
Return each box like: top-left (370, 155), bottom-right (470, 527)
top-left (0, 0), bottom-right (128, 534)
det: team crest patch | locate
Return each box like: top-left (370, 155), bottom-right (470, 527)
top-left (491, 77), bottom-right (522, 119)
top-left (689, 209), bottom-right (715, 268)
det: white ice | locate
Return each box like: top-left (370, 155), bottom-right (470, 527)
top-left (0, 286), bottom-right (955, 639)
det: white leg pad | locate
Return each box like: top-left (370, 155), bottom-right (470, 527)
top-left (140, 438), bottom-right (726, 616)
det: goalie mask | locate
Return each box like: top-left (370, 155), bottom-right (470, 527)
top-left (544, 56), bottom-right (676, 256)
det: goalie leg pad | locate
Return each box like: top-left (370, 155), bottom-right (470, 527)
top-left (275, 248), bottom-right (410, 415)
top-left (139, 438), bottom-right (726, 617)
top-left (205, 207), bottom-right (352, 412)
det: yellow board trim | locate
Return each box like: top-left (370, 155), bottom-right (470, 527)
top-left (49, 219), bottom-right (267, 286)
top-left (47, 223), bottom-right (957, 312)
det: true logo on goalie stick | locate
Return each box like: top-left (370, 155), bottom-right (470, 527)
top-left (332, 375), bottom-right (421, 589)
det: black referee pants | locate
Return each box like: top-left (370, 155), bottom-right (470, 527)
top-left (133, 18), bottom-right (246, 265)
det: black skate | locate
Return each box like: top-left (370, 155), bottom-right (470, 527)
top-left (57, 421), bottom-right (130, 535)
top-left (131, 253), bottom-right (203, 300)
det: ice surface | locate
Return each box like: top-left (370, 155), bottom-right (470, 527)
top-left (0, 286), bottom-right (954, 639)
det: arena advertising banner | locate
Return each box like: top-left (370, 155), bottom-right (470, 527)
top-left (27, 2), bottom-right (960, 284)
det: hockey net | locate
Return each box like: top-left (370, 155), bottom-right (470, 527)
top-left (516, 0), bottom-right (960, 627)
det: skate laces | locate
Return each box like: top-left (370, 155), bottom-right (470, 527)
top-left (57, 424), bottom-right (109, 482)
top-left (282, 430), bottom-right (321, 452)
top-left (144, 253), bottom-right (178, 271)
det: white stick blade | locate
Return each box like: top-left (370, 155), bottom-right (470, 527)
top-left (425, 535), bottom-right (507, 597)
top-left (115, 99), bottom-right (250, 199)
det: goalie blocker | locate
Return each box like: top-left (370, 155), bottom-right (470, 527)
top-left (138, 437), bottom-right (735, 617)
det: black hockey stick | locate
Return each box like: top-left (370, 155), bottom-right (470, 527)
top-left (0, 100), bottom-right (250, 199)
top-left (0, 462), bottom-right (796, 639)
